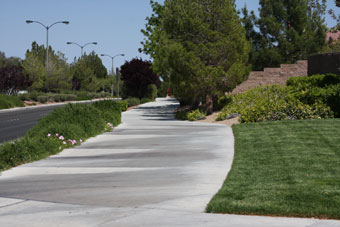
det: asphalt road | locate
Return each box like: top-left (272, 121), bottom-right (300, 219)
top-left (0, 99), bottom-right (120, 143)
top-left (0, 104), bottom-right (66, 143)
top-left (0, 98), bottom-right (339, 226)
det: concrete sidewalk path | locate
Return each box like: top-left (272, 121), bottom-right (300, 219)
top-left (0, 98), bottom-right (339, 227)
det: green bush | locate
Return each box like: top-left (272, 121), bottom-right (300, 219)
top-left (126, 97), bottom-right (140, 107)
top-left (218, 85), bottom-right (333, 123)
top-left (214, 95), bottom-right (233, 111)
top-left (141, 98), bottom-right (153, 104)
top-left (37, 96), bottom-right (48, 103)
top-left (187, 109), bottom-right (206, 121)
top-left (145, 84), bottom-right (158, 100)
top-left (117, 100), bottom-right (128, 111)
top-left (287, 75), bottom-right (340, 117)
top-left (0, 94), bottom-right (25, 109)
top-left (0, 100), bottom-right (122, 171)
top-left (18, 93), bottom-right (29, 101)
top-left (286, 74), bottom-right (340, 89)
top-left (175, 108), bottom-right (206, 121)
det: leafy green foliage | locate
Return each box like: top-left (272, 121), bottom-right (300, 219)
top-left (207, 119), bottom-right (340, 219)
top-left (145, 84), bottom-right (157, 100)
top-left (22, 42), bottom-right (72, 92)
top-left (287, 74), bottom-right (340, 117)
top-left (117, 100), bottom-right (128, 111)
top-left (0, 94), bottom-right (24, 109)
top-left (175, 108), bottom-right (206, 121)
top-left (140, 98), bottom-right (153, 104)
top-left (286, 74), bottom-right (340, 89)
top-left (0, 100), bottom-right (121, 171)
top-left (141, 0), bottom-right (250, 113)
top-left (242, 0), bottom-right (327, 70)
top-left (214, 95), bottom-right (232, 111)
top-left (218, 85), bottom-right (333, 123)
top-left (125, 97), bottom-right (141, 107)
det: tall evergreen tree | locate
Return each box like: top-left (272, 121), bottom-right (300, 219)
top-left (141, 0), bottom-right (250, 113)
top-left (242, 0), bottom-right (327, 70)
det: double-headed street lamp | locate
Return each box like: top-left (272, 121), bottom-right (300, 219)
top-left (66, 42), bottom-right (97, 56)
top-left (26, 20), bottom-right (69, 72)
top-left (101, 54), bottom-right (125, 97)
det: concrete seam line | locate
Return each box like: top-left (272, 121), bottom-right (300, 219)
top-left (0, 199), bottom-right (28, 209)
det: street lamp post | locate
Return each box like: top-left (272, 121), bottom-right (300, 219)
top-left (66, 42), bottom-right (97, 56)
top-left (100, 54), bottom-right (124, 97)
top-left (26, 20), bottom-right (69, 72)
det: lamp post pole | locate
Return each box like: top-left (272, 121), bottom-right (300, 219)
top-left (66, 42), bottom-right (98, 57)
top-left (26, 20), bottom-right (69, 73)
top-left (100, 54), bottom-right (124, 97)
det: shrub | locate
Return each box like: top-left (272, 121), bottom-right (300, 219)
top-left (286, 74), bottom-right (340, 89)
top-left (287, 75), bottom-right (340, 117)
top-left (187, 109), bottom-right (206, 121)
top-left (214, 95), bottom-right (233, 111)
top-left (175, 108), bottom-right (206, 121)
top-left (145, 84), bottom-right (158, 100)
top-left (218, 85), bottom-right (333, 123)
top-left (0, 100), bottom-right (122, 171)
top-left (117, 100), bottom-right (128, 111)
top-left (27, 91), bottom-right (44, 101)
top-left (0, 94), bottom-right (25, 109)
top-left (141, 98), bottom-right (153, 104)
top-left (126, 97), bottom-right (140, 107)
top-left (37, 96), bottom-right (48, 103)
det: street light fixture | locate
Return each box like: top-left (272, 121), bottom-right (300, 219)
top-left (66, 41), bottom-right (98, 56)
top-left (26, 20), bottom-right (69, 73)
top-left (100, 54), bottom-right (125, 97)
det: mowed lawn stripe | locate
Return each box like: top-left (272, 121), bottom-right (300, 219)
top-left (207, 119), bottom-right (340, 219)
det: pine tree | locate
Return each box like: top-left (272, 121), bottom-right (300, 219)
top-left (141, 0), bottom-right (250, 113)
top-left (242, 0), bottom-right (327, 70)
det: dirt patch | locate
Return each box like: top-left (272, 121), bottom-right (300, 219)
top-left (198, 111), bottom-right (240, 127)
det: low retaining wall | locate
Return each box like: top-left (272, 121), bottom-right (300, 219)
top-left (232, 60), bottom-right (307, 94)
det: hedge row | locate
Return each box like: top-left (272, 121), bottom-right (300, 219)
top-left (0, 100), bottom-right (122, 171)
top-left (19, 91), bottom-right (111, 103)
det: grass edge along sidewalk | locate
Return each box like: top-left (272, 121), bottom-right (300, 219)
top-left (0, 100), bottom-right (124, 172)
top-left (207, 119), bottom-right (340, 220)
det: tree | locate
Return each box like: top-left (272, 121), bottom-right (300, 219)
top-left (242, 0), bottom-right (327, 70)
top-left (0, 65), bottom-right (31, 95)
top-left (81, 51), bottom-right (107, 78)
top-left (120, 58), bottom-right (160, 99)
top-left (22, 42), bottom-right (71, 92)
top-left (69, 52), bottom-right (107, 91)
top-left (141, 0), bottom-right (250, 113)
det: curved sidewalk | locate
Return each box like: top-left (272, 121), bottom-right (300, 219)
top-left (0, 98), bottom-right (339, 227)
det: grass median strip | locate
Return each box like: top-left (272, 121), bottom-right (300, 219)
top-left (0, 100), bottom-right (122, 172)
top-left (207, 119), bottom-right (340, 219)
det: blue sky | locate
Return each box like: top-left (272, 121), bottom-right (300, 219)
top-left (0, 0), bottom-right (339, 72)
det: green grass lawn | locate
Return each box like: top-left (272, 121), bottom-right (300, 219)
top-left (206, 119), bottom-right (340, 219)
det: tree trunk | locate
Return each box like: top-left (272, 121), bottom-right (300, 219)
top-left (205, 94), bottom-right (213, 115)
